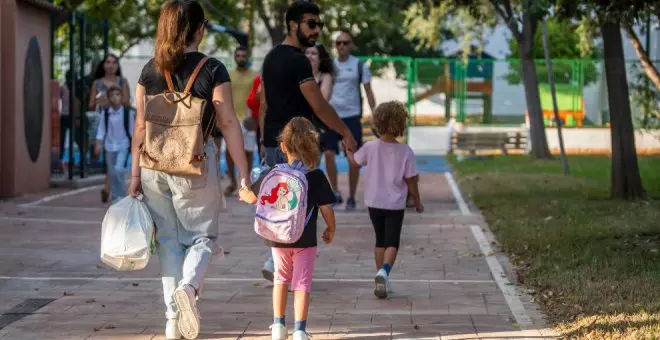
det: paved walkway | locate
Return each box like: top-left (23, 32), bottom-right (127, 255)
top-left (0, 170), bottom-right (555, 339)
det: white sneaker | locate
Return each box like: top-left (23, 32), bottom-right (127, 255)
top-left (270, 323), bottom-right (288, 340)
top-left (173, 284), bottom-right (200, 339)
top-left (166, 319), bottom-right (182, 339)
top-left (292, 330), bottom-right (310, 340)
top-left (374, 268), bottom-right (388, 299)
top-left (262, 256), bottom-right (275, 282)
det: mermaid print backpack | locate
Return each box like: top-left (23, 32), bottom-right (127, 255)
top-left (254, 161), bottom-right (313, 244)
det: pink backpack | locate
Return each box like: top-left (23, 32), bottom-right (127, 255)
top-left (254, 162), bottom-right (313, 244)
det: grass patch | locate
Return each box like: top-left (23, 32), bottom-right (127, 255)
top-left (449, 155), bottom-right (660, 339)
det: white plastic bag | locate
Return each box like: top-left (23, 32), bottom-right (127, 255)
top-left (100, 196), bottom-right (154, 271)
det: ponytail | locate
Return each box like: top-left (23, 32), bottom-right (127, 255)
top-left (279, 117), bottom-right (321, 169)
top-left (153, 0), bottom-right (205, 74)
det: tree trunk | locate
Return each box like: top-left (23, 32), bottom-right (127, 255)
top-left (519, 12), bottom-right (552, 159)
top-left (256, 0), bottom-right (287, 45)
top-left (600, 21), bottom-right (646, 200)
top-left (541, 19), bottom-right (570, 175)
top-left (623, 23), bottom-right (660, 90)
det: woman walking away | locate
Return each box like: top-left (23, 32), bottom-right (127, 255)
top-left (128, 1), bottom-right (252, 339)
top-left (347, 101), bottom-right (424, 299)
top-left (243, 117), bottom-right (337, 340)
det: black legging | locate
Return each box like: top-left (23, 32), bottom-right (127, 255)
top-left (368, 207), bottom-right (405, 249)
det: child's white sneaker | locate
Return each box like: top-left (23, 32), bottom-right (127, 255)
top-left (166, 318), bottom-right (182, 339)
top-left (270, 323), bottom-right (288, 340)
top-left (292, 330), bottom-right (310, 340)
top-left (374, 268), bottom-right (388, 299)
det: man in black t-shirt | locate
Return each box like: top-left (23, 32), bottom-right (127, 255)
top-left (257, 1), bottom-right (357, 283)
top-left (258, 1), bottom-right (357, 167)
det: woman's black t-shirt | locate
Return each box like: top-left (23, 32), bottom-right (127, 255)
top-left (254, 168), bottom-right (336, 248)
top-left (137, 52), bottom-right (230, 133)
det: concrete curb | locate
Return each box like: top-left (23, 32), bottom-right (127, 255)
top-left (50, 174), bottom-right (105, 189)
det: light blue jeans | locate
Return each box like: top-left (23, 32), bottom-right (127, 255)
top-left (140, 142), bottom-right (223, 319)
top-left (105, 149), bottom-right (129, 202)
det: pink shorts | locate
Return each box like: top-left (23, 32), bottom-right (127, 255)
top-left (271, 247), bottom-right (317, 293)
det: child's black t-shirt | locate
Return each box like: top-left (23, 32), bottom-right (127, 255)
top-left (255, 168), bottom-right (335, 248)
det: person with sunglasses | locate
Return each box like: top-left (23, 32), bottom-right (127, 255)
top-left (327, 30), bottom-right (377, 211)
top-left (255, 1), bottom-right (357, 339)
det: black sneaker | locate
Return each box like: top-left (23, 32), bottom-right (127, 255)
top-left (346, 197), bottom-right (357, 211)
top-left (334, 192), bottom-right (343, 206)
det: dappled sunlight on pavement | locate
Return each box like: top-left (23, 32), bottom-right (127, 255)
top-left (0, 172), bottom-right (556, 339)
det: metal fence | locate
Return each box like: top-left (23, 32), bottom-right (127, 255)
top-left (52, 12), bottom-right (109, 179)
top-left (98, 55), bottom-right (659, 132)
top-left (409, 58), bottom-right (659, 129)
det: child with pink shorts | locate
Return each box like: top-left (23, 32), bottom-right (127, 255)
top-left (246, 117), bottom-right (336, 340)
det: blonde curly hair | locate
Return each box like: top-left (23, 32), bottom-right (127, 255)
top-left (372, 101), bottom-right (408, 137)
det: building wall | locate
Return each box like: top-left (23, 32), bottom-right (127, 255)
top-left (0, 1), bottom-right (52, 197)
top-left (0, 0), bottom-right (17, 197)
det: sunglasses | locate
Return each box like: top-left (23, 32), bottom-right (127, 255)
top-left (302, 19), bottom-right (324, 30)
top-left (335, 40), bottom-right (351, 46)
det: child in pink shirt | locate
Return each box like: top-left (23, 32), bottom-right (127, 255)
top-left (347, 101), bottom-right (423, 299)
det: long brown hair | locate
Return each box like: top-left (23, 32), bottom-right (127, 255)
top-left (279, 117), bottom-right (321, 169)
top-left (154, 0), bottom-right (206, 73)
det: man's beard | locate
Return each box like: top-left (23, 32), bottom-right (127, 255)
top-left (236, 60), bottom-right (247, 68)
top-left (297, 30), bottom-right (317, 48)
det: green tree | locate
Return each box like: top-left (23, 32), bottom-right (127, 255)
top-left (505, 17), bottom-right (600, 85)
top-left (558, 0), bottom-right (649, 199)
top-left (256, 0), bottom-right (438, 57)
top-left (414, 0), bottom-right (553, 159)
top-left (404, 1), bottom-right (497, 60)
top-left (54, 0), bottom-right (243, 57)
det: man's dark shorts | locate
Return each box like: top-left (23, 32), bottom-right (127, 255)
top-left (320, 116), bottom-right (363, 155)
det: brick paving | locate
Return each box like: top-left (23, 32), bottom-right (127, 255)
top-left (0, 173), bottom-right (556, 339)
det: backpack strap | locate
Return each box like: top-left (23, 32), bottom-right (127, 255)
top-left (304, 207), bottom-right (316, 226)
top-left (123, 105), bottom-right (131, 138)
top-left (162, 56), bottom-right (208, 94)
top-left (104, 107), bottom-right (109, 137)
top-left (185, 57), bottom-right (213, 141)
top-left (162, 57), bottom-right (214, 141)
top-left (277, 161), bottom-right (310, 174)
top-left (185, 57), bottom-right (209, 93)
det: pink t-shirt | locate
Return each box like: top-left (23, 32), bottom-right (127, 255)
top-left (353, 140), bottom-right (419, 210)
